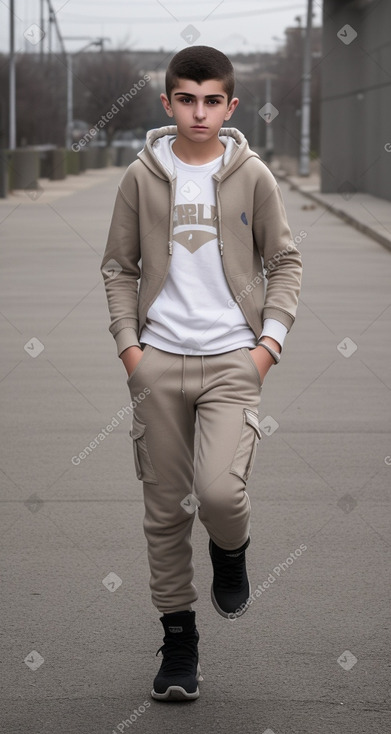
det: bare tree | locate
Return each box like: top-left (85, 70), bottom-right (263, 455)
top-left (0, 53), bottom-right (67, 146)
top-left (73, 50), bottom-right (153, 146)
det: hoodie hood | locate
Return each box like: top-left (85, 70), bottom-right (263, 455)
top-left (137, 125), bottom-right (260, 182)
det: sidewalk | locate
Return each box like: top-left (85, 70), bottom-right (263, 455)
top-left (1, 165), bottom-right (390, 734)
top-left (272, 164), bottom-right (391, 252)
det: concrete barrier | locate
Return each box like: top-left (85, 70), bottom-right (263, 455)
top-left (96, 147), bottom-right (109, 168)
top-left (0, 149), bottom-right (9, 198)
top-left (79, 149), bottom-right (94, 172)
top-left (85, 146), bottom-right (115, 168)
top-left (114, 146), bottom-right (138, 167)
top-left (8, 149), bottom-right (40, 191)
top-left (65, 150), bottom-right (81, 175)
top-left (40, 148), bottom-right (67, 180)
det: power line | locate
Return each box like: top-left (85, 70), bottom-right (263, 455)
top-left (46, 0), bottom-right (66, 55)
top-left (55, 4), bottom-right (309, 24)
top-left (62, 0), bottom-right (305, 4)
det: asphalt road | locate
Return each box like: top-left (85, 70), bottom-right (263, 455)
top-left (1, 167), bottom-right (390, 734)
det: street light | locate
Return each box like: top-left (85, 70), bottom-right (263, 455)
top-left (298, 0), bottom-right (313, 176)
top-left (258, 71), bottom-right (278, 163)
top-left (63, 37), bottom-right (109, 149)
top-left (8, 0), bottom-right (16, 149)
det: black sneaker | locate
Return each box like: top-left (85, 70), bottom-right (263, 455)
top-left (151, 610), bottom-right (201, 701)
top-left (209, 537), bottom-right (251, 619)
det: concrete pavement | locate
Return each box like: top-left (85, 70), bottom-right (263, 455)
top-left (272, 164), bottom-right (391, 252)
top-left (1, 167), bottom-right (390, 734)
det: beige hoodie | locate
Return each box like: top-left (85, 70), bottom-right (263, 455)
top-left (101, 125), bottom-right (302, 357)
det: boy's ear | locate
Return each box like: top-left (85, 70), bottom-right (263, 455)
top-left (160, 93), bottom-right (174, 118)
top-left (224, 96), bottom-right (239, 121)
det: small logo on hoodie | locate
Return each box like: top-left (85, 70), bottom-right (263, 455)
top-left (241, 212), bottom-right (248, 225)
top-left (168, 626), bottom-right (183, 633)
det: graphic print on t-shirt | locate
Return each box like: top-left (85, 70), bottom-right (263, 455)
top-left (173, 203), bottom-right (217, 254)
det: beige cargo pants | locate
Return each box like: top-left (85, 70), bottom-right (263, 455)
top-left (127, 344), bottom-right (262, 614)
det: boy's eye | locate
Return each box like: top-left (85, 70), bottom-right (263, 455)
top-left (178, 97), bottom-right (220, 105)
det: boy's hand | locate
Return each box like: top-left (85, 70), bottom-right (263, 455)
top-left (249, 337), bottom-right (281, 383)
top-left (120, 345), bottom-right (144, 378)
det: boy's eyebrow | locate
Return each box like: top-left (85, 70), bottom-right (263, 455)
top-left (173, 92), bottom-right (225, 99)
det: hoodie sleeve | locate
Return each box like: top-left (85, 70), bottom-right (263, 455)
top-left (253, 179), bottom-right (302, 331)
top-left (100, 180), bottom-right (141, 356)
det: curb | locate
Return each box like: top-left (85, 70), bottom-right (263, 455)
top-left (274, 170), bottom-right (391, 253)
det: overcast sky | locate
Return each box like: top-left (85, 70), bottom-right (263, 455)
top-left (0, 0), bottom-right (322, 56)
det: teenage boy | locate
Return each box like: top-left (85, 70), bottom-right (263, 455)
top-left (101, 46), bottom-right (302, 701)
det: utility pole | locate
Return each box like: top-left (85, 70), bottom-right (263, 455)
top-left (265, 76), bottom-right (274, 161)
top-left (46, 0), bottom-right (66, 55)
top-left (299, 0), bottom-right (313, 176)
top-left (9, 0), bottom-right (16, 149)
top-left (40, 0), bottom-right (44, 63)
top-left (64, 38), bottom-right (109, 149)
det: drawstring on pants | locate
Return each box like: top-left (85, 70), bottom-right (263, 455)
top-left (181, 355), bottom-right (186, 398)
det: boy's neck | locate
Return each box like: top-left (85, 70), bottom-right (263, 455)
top-left (172, 134), bottom-right (225, 165)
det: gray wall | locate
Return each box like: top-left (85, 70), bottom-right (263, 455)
top-left (321, 0), bottom-right (391, 201)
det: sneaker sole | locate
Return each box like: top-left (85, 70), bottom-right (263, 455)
top-left (151, 685), bottom-right (200, 701)
top-left (151, 664), bottom-right (202, 701)
top-left (210, 583), bottom-right (251, 620)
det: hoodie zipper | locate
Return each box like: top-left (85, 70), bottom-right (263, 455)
top-left (168, 176), bottom-right (176, 255)
top-left (215, 180), bottom-right (224, 256)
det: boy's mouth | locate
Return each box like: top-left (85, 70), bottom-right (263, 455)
top-left (191, 125), bottom-right (208, 129)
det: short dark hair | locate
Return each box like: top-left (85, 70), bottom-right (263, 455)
top-left (165, 46), bottom-right (235, 103)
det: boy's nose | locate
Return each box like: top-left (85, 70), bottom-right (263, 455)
top-left (194, 103), bottom-right (206, 120)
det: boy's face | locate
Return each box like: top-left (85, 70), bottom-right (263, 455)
top-left (160, 79), bottom-right (239, 144)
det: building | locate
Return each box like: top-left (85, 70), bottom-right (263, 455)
top-left (320, 0), bottom-right (391, 201)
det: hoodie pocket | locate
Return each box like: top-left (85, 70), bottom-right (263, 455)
top-left (230, 408), bottom-right (262, 483)
top-left (129, 416), bottom-right (158, 484)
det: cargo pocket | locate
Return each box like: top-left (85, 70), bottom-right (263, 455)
top-left (129, 416), bottom-right (158, 484)
top-left (230, 408), bottom-right (262, 483)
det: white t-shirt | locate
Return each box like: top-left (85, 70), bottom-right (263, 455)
top-left (140, 135), bottom-right (287, 354)
top-left (140, 137), bottom-right (258, 355)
